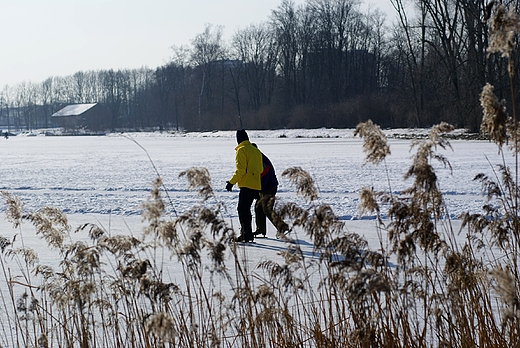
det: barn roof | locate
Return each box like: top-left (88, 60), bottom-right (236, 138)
top-left (52, 103), bottom-right (97, 117)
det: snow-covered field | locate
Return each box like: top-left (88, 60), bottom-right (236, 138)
top-left (0, 127), bottom-right (510, 257)
top-left (0, 128), bottom-right (508, 221)
top-left (0, 128), bottom-right (513, 347)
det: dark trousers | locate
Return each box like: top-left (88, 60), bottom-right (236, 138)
top-left (255, 188), bottom-right (289, 234)
top-left (238, 187), bottom-right (260, 239)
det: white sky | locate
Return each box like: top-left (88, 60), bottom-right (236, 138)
top-left (0, 0), bottom-right (393, 87)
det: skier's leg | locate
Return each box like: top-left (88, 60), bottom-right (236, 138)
top-left (237, 188), bottom-right (257, 241)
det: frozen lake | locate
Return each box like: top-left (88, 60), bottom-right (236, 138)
top-left (0, 129), bottom-right (511, 221)
top-left (0, 130), bottom-right (509, 219)
top-left (0, 129), bottom-right (513, 348)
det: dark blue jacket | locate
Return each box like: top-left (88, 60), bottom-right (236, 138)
top-left (260, 153), bottom-right (278, 192)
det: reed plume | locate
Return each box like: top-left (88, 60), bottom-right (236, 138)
top-left (486, 3), bottom-right (520, 59)
top-left (281, 167), bottom-right (318, 202)
top-left (145, 312), bottom-right (176, 342)
top-left (480, 83), bottom-right (509, 148)
top-left (354, 119), bottom-right (390, 165)
top-left (490, 266), bottom-right (520, 324)
top-left (179, 167), bottom-right (214, 201)
top-left (1, 191), bottom-right (23, 228)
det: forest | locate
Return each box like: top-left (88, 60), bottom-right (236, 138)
top-left (0, 0), bottom-right (515, 132)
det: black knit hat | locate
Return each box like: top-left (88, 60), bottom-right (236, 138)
top-left (236, 129), bottom-right (249, 144)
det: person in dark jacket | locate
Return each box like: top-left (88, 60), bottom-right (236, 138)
top-left (252, 143), bottom-right (289, 238)
top-left (226, 130), bottom-right (263, 243)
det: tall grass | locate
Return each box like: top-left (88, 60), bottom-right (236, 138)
top-left (0, 127), bottom-right (518, 347)
top-left (1, 127), bottom-right (516, 348)
top-left (1, 5), bottom-right (520, 347)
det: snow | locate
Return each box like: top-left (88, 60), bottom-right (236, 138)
top-left (0, 127), bottom-right (511, 346)
top-left (0, 128), bottom-right (508, 222)
top-left (51, 103), bottom-right (97, 117)
top-left (0, 127), bottom-right (510, 266)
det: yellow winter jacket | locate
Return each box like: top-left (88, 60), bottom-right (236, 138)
top-left (229, 140), bottom-right (263, 190)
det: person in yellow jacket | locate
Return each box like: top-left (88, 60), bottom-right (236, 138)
top-left (226, 129), bottom-right (263, 242)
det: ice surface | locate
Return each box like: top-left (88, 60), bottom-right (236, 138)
top-left (0, 129), bottom-right (510, 221)
top-left (0, 128), bottom-right (511, 347)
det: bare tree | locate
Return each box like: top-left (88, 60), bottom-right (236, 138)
top-left (13, 81), bottom-right (39, 130)
top-left (101, 69), bottom-right (124, 130)
top-left (191, 24), bottom-right (227, 129)
top-left (232, 22), bottom-right (277, 112)
top-left (39, 78), bottom-right (53, 128)
top-left (0, 85), bottom-right (13, 133)
top-left (271, 0), bottom-right (301, 110)
top-left (73, 71), bottom-right (87, 103)
top-left (128, 67), bottom-right (155, 130)
top-left (307, 0), bottom-right (360, 100)
top-left (170, 45), bottom-right (191, 130)
top-left (392, 0), bottom-right (433, 127)
top-left (154, 65), bottom-right (175, 129)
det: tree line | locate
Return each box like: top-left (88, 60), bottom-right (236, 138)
top-left (0, 0), bottom-right (516, 132)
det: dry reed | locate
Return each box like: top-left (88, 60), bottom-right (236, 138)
top-left (0, 125), bottom-right (519, 347)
